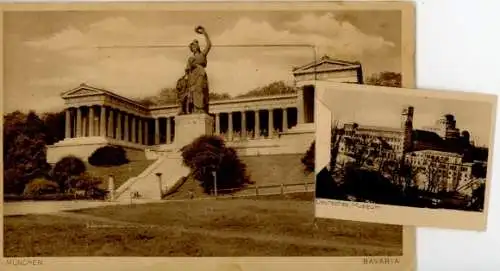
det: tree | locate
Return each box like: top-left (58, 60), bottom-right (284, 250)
top-left (139, 87), bottom-right (178, 106)
top-left (3, 111), bottom-right (51, 194)
top-left (41, 111), bottom-right (66, 145)
top-left (50, 156), bottom-right (87, 193)
top-left (88, 145), bottom-right (129, 166)
top-left (366, 72), bottom-right (402, 88)
top-left (315, 166), bottom-right (345, 200)
top-left (236, 81), bottom-right (297, 98)
top-left (471, 162), bottom-right (487, 178)
top-left (420, 158), bottom-right (442, 193)
top-left (470, 182), bottom-right (485, 211)
top-left (138, 86), bottom-right (232, 106)
top-left (209, 92), bottom-right (231, 101)
top-left (301, 141), bottom-right (315, 173)
top-left (180, 135), bottom-right (251, 194)
top-left (341, 135), bottom-right (390, 168)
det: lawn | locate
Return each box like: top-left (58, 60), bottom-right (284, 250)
top-left (4, 194), bottom-right (403, 257)
top-left (85, 160), bottom-right (153, 189)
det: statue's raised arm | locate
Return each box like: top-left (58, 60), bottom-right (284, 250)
top-left (195, 25), bottom-right (212, 57)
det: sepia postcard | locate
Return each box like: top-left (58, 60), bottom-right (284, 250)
top-left (2, 1), bottom-right (415, 271)
top-left (314, 81), bottom-right (496, 231)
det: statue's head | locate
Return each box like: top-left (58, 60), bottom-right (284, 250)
top-left (189, 39), bottom-right (200, 53)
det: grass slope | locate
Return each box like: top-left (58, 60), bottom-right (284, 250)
top-left (166, 154), bottom-right (313, 199)
top-left (4, 195), bottom-right (403, 257)
top-left (85, 160), bottom-right (154, 190)
top-left (241, 154), bottom-right (312, 186)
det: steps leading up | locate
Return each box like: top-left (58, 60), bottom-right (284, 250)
top-left (114, 151), bottom-right (190, 201)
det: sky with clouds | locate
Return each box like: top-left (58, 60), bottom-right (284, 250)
top-left (322, 89), bottom-right (494, 147)
top-left (4, 10), bottom-right (401, 114)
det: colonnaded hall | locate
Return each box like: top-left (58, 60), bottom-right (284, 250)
top-left (46, 55), bottom-right (364, 201)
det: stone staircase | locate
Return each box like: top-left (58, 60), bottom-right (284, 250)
top-left (114, 151), bottom-right (190, 202)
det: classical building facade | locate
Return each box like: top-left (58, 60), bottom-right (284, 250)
top-left (47, 55), bottom-right (363, 163)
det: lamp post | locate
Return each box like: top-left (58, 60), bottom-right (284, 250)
top-left (212, 171), bottom-right (217, 197)
top-left (156, 172), bottom-right (163, 199)
top-left (108, 174), bottom-right (115, 201)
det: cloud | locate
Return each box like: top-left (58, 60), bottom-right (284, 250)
top-left (24, 26), bottom-right (87, 51)
top-left (13, 13), bottom-right (398, 113)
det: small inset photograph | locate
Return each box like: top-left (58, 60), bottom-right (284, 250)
top-left (314, 81), bottom-right (496, 231)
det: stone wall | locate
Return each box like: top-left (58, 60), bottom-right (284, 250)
top-left (46, 138), bottom-right (147, 164)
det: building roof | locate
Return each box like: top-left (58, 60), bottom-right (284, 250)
top-left (61, 83), bottom-right (149, 109)
top-left (292, 55), bottom-right (362, 76)
top-left (343, 122), bottom-right (403, 134)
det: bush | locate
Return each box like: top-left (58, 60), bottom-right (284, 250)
top-left (51, 155), bottom-right (86, 192)
top-left (315, 167), bottom-right (346, 200)
top-left (88, 145), bottom-right (129, 166)
top-left (23, 178), bottom-right (59, 196)
top-left (301, 141), bottom-right (315, 173)
top-left (181, 135), bottom-right (251, 194)
top-left (340, 164), bottom-right (403, 204)
top-left (67, 172), bottom-right (107, 199)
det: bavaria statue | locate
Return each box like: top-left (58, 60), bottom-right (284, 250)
top-left (176, 25), bottom-right (212, 115)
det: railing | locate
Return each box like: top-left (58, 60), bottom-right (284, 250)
top-left (208, 181), bottom-right (315, 198)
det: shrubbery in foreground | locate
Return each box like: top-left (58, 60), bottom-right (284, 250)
top-left (23, 178), bottom-right (59, 196)
top-left (50, 155), bottom-right (86, 193)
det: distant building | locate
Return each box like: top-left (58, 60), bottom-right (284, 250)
top-left (336, 106), bottom-right (413, 165)
top-left (405, 149), bottom-right (473, 192)
top-left (421, 114), bottom-right (460, 140)
top-left (334, 105), bottom-right (486, 195)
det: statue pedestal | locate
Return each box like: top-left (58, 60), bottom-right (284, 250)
top-left (175, 113), bottom-right (214, 149)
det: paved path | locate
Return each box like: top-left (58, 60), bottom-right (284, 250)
top-left (3, 199), bottom-right (162, 216)
top-left (3, 191), bottom-right (309, 216)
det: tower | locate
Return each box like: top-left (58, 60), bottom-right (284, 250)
top-left (401, 106), bottom-right (414, 152)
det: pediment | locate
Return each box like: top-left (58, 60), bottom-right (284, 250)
top-left (293, 55), bottom-right (360, 75)
top-left (61, 84), bottom-right (106, 99)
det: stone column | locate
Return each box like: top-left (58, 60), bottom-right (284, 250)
top-left (82, 112), bottom-right (88, 137)
top-left (76, 107), bottom-right (82, 137)
top-left (88, 106), bottom-right (95, 136)
top-left (107, 109), bottom-right (114, 138)
top-left (116, 111), bottom-right (122, 140)
top-left (228, 112), bottom-right (233, 141)
top-left (215, 113), bottom-right (220, 135)
top-left (282, 107), bottom-right (288, 132)
top-left (268, 109), bottom-right (274, 138)
top-left (99, 106), bottom-right (106, 137)
top-left (65, 109), bottom-right (71, 139)
top-left (155, 118), bottom-right (160, 145)
top-left (254, 110), bottom-right (260, 139)
top-left (124, 114), bottom-right (129, 142)
top-left (138, 118), bottom-right (143, 145)
top-left (144, 120), bottom-right (149, 145)
top-left (166, 117), bottom-right (171, 144)
top-left (241, 111), bottom-right (246, 139)
top-left (297, 87), bottom-right (304, 124)
top-left (131, 116), bottom-right (137, 143)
